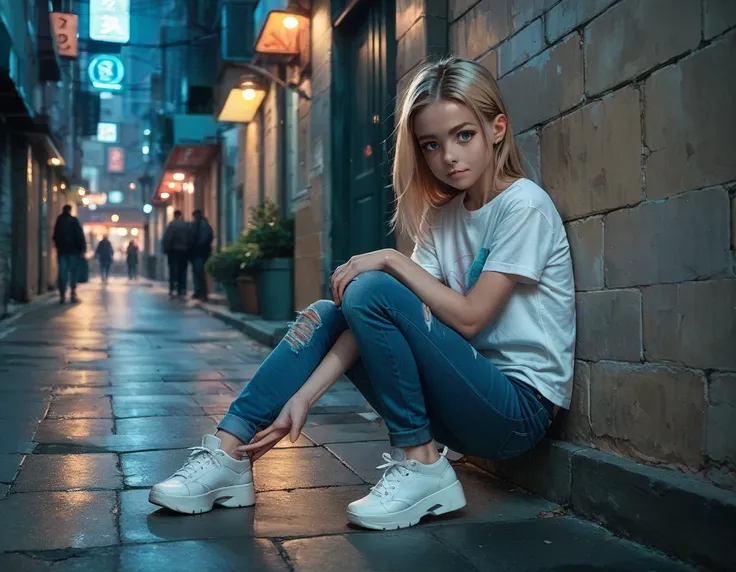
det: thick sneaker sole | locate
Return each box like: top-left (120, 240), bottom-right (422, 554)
top-left (148, 483), bottom-right (255, 515)
top-left (346, 479), bottom-right (467, 530)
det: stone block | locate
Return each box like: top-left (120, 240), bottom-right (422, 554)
top-left (477, 48), bottom-right (498, 77)
top-left (643, 280), bottom-right (736, 370)
top-left (565, 216), bottom-right (603, 290)
top-left (704, 0), bottom-right (736, 39)
top-left (585, 0), bottom-right (701, 96)
top-left (499, 18), bottom-right (544, 76)
top-left (707, 372), bottom-right (736, 464)
top-left (545, 0), bottom-right (616, 43)
top-left (645, 34), bottom-right (736, 199)
top-left (559, 361), bottom-right (594, 446)
top-left (449, 0), bottom-right (477, 21)
top-left (571, 446), bottom-right (736, 571)
top-left (590, 361), bottom-right (706, 466)
top-left (397, 0), bottom-right (423, 39)
top-left (516, 129), bottom-right (540, 184)
top-left (449, 17), bottom-right (469, 58)
top-left (397, 18), bottom-right (427, 79)
top-left (576, 290), bottom-right (642, 361)
top-left (499, 33), bottom-right (583, 133)
top-left (604, 187), bottom-right (731, 287)
top-left (541, 87), bottom-right (641, 220)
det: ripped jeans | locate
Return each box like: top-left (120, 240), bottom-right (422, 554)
top-left (217, 271), bottom-right (554, 460)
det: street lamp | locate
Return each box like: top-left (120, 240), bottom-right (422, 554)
top-left (160, 192), bottom-right (170, 199)
top-left (129, 182), bottom-right (136, 190)
top-left (111, 214), bottom-right (120, 222)
top-left (78, 188), bottom-right (86, 196)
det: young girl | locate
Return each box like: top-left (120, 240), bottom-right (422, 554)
top-left (149, 56), bottom-right (576, 531)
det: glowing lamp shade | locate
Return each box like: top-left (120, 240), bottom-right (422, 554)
top-left (49, 157), bottom-right (61, 166)
top-left (160, 192), bottom-right (170, 199)
top-left (283, 16), bottom-right (299, 29)
top-left (172, 172), bottom-right (185, 181)
top-left (218, 86), bottom-right (266, 123)
top-left (255, 11), bottom-right (304, 55)
top-left (168, 182), bottom-right (176, 189)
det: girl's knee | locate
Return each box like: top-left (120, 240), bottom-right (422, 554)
top-left (342, 271), bottom-right (398, 312)
top-left (284, 299), bottom-right (340, 353)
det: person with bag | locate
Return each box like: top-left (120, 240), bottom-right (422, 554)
top-left (162, 210), bottom-right (190, 298)
top-left (52, 205), bottom-right (86, 304)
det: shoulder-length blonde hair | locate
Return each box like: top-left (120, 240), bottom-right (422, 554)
top-left (391, 56), bottom-right (526, 242)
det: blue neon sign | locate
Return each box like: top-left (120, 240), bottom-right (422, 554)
top-left (88, 55), bottom-right (125, 92)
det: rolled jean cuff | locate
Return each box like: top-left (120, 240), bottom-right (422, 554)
top-left (388, 424), bottom-right (433, 448)
top-left (217, 412), bottom-right (258, 445)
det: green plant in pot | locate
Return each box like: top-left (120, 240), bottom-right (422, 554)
top-left (205, 242), bottom-right (259, 312)
top-left (241, 201), bottom-right (294, 321)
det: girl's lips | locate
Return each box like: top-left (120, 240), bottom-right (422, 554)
top-left (448, 169), bottom-right (468, 178)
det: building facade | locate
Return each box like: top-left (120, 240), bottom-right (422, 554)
top-left (0, 0), bottom-right (81, 314)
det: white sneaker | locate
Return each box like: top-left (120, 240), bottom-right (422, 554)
top-left (346, 447), bottom-right (466, 530)
top-left (148, 435), bottom-right (255, 514)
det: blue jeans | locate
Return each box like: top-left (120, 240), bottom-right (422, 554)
top-left (218, 271), bottom-right (553, 460)
top-left (57, 254), bottom-right (79, 296)
top-left (192, 255), bottom-right (208, 298)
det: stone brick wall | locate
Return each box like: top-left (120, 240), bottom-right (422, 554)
top-left (262, 83), bottom-right (280, 205)
top-left (450, 0), bottom-right (736, 488)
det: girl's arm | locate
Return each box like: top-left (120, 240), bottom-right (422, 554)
top-left (384, 250), bottom-right (517, 339)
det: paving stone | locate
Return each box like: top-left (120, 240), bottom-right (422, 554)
top-left (12, 453), bottom-right (122, 492)
top-left (113, 395), bottom-right (204, 418)
top-left (0, 491), bottom-right (118, 551)
top-left (0, 399), bottom-right (49, 419)
top-left (120, 488), bottom-right (256, 544)
top-left (0, 453), bottom-right (23, 482)
top-left (431, 517), bottom-right (694, 571)
top-left (34, 418), bottom-right (115, 442)
top-left (254, 447), bottom-right (364, 491)
top-left (325, 441), bottom-right (392, 484)
top-left (253, 485), bottom-right (372, 538)
top-left (116, 415), bottom-right (218, 436)
top-left (121, 448), bottom-right (191, 487)
top-left (0, 419), bottom-right (39, 453)
top-left (48, 397), bottom-right (113, 419)
top-left (283, 531), bottom-right (474, 572)
top-left (302, 421), bottom-right (389, 445)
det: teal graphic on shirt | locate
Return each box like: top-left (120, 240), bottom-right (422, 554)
top-left (466, 248), bottom-right (490, 291)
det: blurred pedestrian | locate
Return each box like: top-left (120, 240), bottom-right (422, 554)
top-left (95, 235), bottom-right (114, 283)
top-left (189, 209), bottom-right (214, 301)
top-left (52, 204), bottom-right (86, 304)
top-left (163, 210), bottom-right (189, 298)
top-left (126, 240), bottom-right (139, 280)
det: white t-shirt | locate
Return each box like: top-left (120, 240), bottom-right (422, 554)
top-left (411, 178), bottom-right (576, 408)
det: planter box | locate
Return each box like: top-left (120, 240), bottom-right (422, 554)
top-left (222, 281), bottom-right (243, 313)
top-left (237, 275), bottom-right (259, 314)
top-left (256, 258), bottom-right (293, 321)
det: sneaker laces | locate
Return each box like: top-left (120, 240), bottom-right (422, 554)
top-left (370, 447), bottom-right (449, 497)
top-left (172, 446), bottom-right (222, 480)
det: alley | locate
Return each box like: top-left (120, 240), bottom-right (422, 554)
top-left (0, 279), bottom-right (695, 571)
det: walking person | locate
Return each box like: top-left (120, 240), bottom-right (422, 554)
top-left (126, 240), bottom-right (139, 280)
top-left (150, 57), bottom-right (575, 531)
top-left (162, 210), bottom-right (189, 298)
top-left (95, 236), bottom-right (114, 283)
top-left (52, 204), bottom-right (86, 304)
top-left (189, 209), bottom-right (214, 301)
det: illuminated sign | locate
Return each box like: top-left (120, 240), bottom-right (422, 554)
top-left (88, 55), bottom-right (125, 91)
top-left (50, 13), bottom-right (79, 58)
top-left (97, 122), bottom-right (117, 142)
top-left (90, 0), bottom-right (130, 44)
top-left (107, 147), bottom-right (125, 172)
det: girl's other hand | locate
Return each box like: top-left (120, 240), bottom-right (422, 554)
top-left (331, 249), bottom-right (394, 306)
top-left (236, 393), bottom-right (310, 462)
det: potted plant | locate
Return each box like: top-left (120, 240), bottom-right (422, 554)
top-left (242, 201), bottom-right (294, 321)
top-left (204, 244), bottom-right (250, 312)
top-left (235, 241), bottom-right (261, 314)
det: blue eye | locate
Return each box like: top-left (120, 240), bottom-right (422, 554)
top-left (421, 141), bottom-right (439, 151)
top-left (458, 131), bottom-right (474, 142)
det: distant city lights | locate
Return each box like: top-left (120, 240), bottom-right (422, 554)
top-left (89, 204), bottom-right (97, 211)
top-left (50, 158), bottom-right (61, 166)
top-left (78, 188), bottom-right (86, 196)
top-left (129, 182), bottom-right (136, 190)
top-left (82, 197), bottom-right (90, 205)
top-left (143, 129), bottom-right (151, 136)
top-left (143, 204), bottom-right (153, 214)
top-left (111, 214), bottom-right (119, 222)
top-left (173, 172), bottom-right (185, 181)
top-left (142, 145), bottom-right (150, 155)
top-left (116, 228), bottom-right (128, 236)
top-left (160, 192), bottom-right (170, 199)
top-left (131, 228), bottom-right (139, 237)
top-left (168, 182), bottom-right (176, 189)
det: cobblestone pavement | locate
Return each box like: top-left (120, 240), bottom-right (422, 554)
top-left (0, 279), bottom-right (694, 571)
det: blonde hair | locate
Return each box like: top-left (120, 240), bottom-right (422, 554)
top-left (391, 56), bottom-right (526, 242)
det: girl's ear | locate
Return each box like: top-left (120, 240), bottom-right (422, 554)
top-left (492, 114), bottom-right (508, 146)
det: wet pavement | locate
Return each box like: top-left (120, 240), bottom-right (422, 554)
top-left (0, 279), bottom-right (695, 571)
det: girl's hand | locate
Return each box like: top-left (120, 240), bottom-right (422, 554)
top-left (236, 394), bottom-right (310, 462)
top-left (331, 250), bottom-right (394, 306)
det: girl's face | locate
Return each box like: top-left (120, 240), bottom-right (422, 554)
top-left (412, 100), bottom-right (503, 192)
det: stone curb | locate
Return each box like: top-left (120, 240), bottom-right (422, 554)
top-left (472, 441), bottom-right (736, 571)
top-left (196, 302), bottom-right (289, 348)
top-left (0, 291), bottom-right (59, 326)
